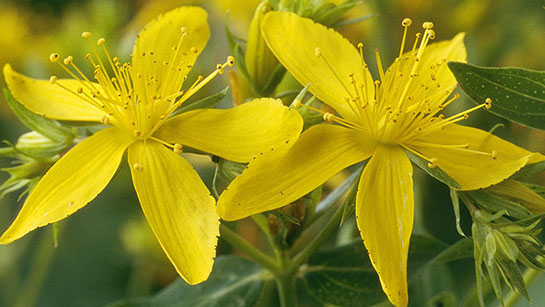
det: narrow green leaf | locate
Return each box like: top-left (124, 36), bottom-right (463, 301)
top-left (4, 89), bottom-right (73, 143)
top-left (406, 150), bottom-right (461, 189)
top-left (172, 86), bottom-right (229, 116)
top-left (448, 62), bottom-right (545, 130)
top-left (450, 188), bottom-right (467, 237)
top-left (107, 256), bottom-right (267, 307)
top-left (513, 160), bottom-right (545, 179)
top-left (432, 238), bottom-right (474, 264)
top-left (300, 235), bottom-right (450, 306)
top-left (467, 190), bottom-right (532, 220)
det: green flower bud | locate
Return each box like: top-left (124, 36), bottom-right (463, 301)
top-left (246, 1), bottom-right (278, 93)
top-left (15, 131), bottom-right (70, 159)
top-left (488, 179), bottom-right (545, 213)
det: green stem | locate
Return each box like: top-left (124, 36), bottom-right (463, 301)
top-left (288, 193), bottom-right (349, 273)
top-left (275, 269), bottom-right (298, 307)
top-left (220, 224), bottom-right (280, 275)
top-left (15, 225), bottom-right (60, 307)
top-left (504, 267), bottom-right (542, 307)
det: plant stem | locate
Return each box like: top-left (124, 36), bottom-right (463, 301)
top-left (275, 270), bottom-right (298, 307)
top-left (15, 225), bottom-right (60, 307)
top-left (220, 224), bottom-right (280, 275)
top-left (288, 192), bottom-right (348, 273)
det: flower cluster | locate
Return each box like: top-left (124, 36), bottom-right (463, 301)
top-left (1, 3), bottom-right (544, 307)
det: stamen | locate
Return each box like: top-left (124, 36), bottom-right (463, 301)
top-left (49, 76), bottom-right (57, 84)
top-left (323, 112), bottom-right (334, 122)
top-left (49, 53), bottom-right (59, 63)
top-left (173, 143), bottom-right (183, 154)
top-left (428, 157), bottom-right (437, 168)
top-left (485, 98), bottom-right (492, 109)
top-left (375, 49), bottom-right (385, 81)
top-left (412, 33), bottom-right (422, 51)
top-left (399, 18), bottom-right (412, 57)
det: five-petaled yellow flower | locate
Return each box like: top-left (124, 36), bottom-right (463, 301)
top-left (217, 12), bottom-right (545, 306)
top-left (1, 7), bottom-right (302, 284)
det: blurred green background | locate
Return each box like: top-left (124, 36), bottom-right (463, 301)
top-left (0, 0), bottom-right (544, 306)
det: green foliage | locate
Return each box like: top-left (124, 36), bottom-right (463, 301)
top-left (109, 256), bottom-right (267, 307)
top-left (405, 150), bottom-right (461, 189)
top-left (3, 89), bottom-right (73, 144)
top-left (300, 235), bottom-right (470, 306)
top-left (448, 62), bottom-right (545, 130)
top-left (172, 86), bottom-right (230, 116)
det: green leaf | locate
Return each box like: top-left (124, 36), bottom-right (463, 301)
top-left (432, 238), bottom-right (474, 264)
top-left (4, 89), bottom-right (73, 144)
top-left (172, 86), bottom-right (229, 116)
top-left (300, 235), bottom-right (451, 306)
top-left (448, 62), bottom-right (545, 130)
top-left (218, 158), bottom-right (246, 183)
top-left (450, 189), bottom-right (467, 237)
top-left (467, 190), bottom-right (532, 220)
top-left (513, 160), bottom-right (545, 179)
top-left (108, 256), bottom-right (267, 307)
top-left (406, 150), bottom-right (461, 189)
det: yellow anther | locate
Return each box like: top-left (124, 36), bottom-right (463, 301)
top-left (97, 38), bottom-right (106, 46)
top-left (85, 53), bottom-right (92, 59)
top-left (49, 76), bottom-right (57, 85)
top-left (81, 32), bottom-right (92, 39)
top-left (101, 116), bottom-right (110, 125)
top-left (428, 30), bottom-right (436, 39)
top-left (133, 163), bottom-right (144, 171)
top-left (323, 112), bottom-right (334, 122)
top-left (428, 158), bottom-right (438, 168)
top-left (191, 47), bottom-right (198, 53)
top-left (423, 22), bottom-right (434, 29)
top-left (49, 53), bottom-right (59, 63)
top-left (173, 143), bottom-right (183, 154)
top-left (133, 130), bottom-right (141, 137)
top-left (491, 150), bottom-right (497, 160)
top-left (463, 114), bottom-right (469, 119)
top-left (315, 47), bottom-right (321, 57)
top-left (181, 27), bottom-right (187, 33)
top-left (216, 64), bottom-right (225, 74)
top-left (63, 56), bottom-right (73, 65)
top-left (485, 98), bottom-right (492, 109)
top-left (374, 80), bottom-right (381, 86)
top-left (402, 18), bottom-right (412, 27)
top-left (227, 56), bottom-right (235, 67)
top-left (292, 99), bottom-right (302, 108)
top-left (77, 87), bottom-right (83, 94)
top-left (111, 77), bottom-right (116, 83)
top-left (357, 42), bottom-right (363, 49)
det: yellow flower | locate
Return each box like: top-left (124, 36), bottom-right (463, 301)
top-left (217, 12), bottom-right (544, 306)
top-left (1, 7), bottom-right (302, 285)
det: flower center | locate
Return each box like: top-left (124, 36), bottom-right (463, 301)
top-left (295, 18), bottom-right (494, 166)
top-left (48, 30), bottom-right (234, 140)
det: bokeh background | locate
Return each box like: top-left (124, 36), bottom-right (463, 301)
top-left (0, 0), bottom-right (544, 306)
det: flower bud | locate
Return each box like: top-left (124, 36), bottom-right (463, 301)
top-left (245, 1), bottom-right (278, 92)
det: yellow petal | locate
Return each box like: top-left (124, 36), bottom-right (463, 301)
top-left (155, 98), bottom-right (303, 163)
top-left (132, 6), bottom-right (210, 98)
top-left (410, 124), bottom-right (545, 190)
top-left (0, 128), bottom-right (133, 244)
top-left (128, 141), bottom-right (218, 284)
top-left (356, 145), bottom-right (414, 307)
top-left (382, 33), bottom-right (466, 109)
top-left (217, 124), bottom-right (374, 221)
top-left (261, 12), bottom-right (374, 123)
top-left (4, 64), bottom-right (105, 122)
